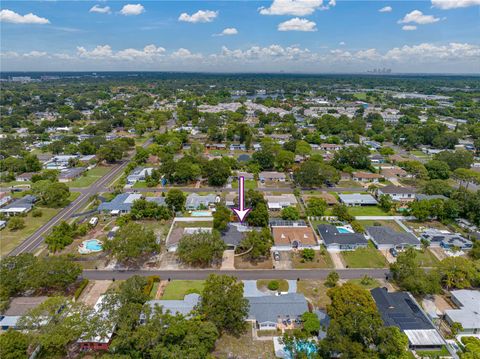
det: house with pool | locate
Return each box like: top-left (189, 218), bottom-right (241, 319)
top-left (97, 193), bottom-right (166, 215)
top-left (366, 226), bottom-right (420, 250)
top-left (317, 224), bottom-right (368, 251)
top-left (185, 193), bottom-right (219, 211)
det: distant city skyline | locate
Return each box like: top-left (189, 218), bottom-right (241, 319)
top-left (1, 0), bottom-right (479, 73)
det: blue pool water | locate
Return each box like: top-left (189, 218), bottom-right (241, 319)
top-left (286, 341), bottom-right (317, 358)
top-left (337, 226), bottom-right (353, 234)
top-left (191, 211), bottom-right (211, 217)
top-left (85, 239), bottom-right (102, 251)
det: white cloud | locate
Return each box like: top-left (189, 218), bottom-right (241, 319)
top-left (214, 27), bottom-right (238, 36)
top-left (120, 4), bottom-right (145, 16)
top-left (178, 10), bottom-right (218, 23)
top-left (402, 25), bottom-right (417, 31)
top-left (278, 17), bottom-right (317, 32)
top-left (432, 0), bottom-right (480, 9)
top-left (0, 9), bottom-right (50, 24)
top-left (89, 5), bottom-right (111, 14)
top-left (171, 48), bottom-right (203, 60)
top-left (384, 42), bottom-right (480, 62)
top-left (339, 41), bottom-right (346, 46)
top-left (399, 10), bottom-right (440, 24)
top-left (259, 0), bottom-right (331, 16)
top-left (76, 44), bottom-right (164, 60)
top-left (379, 6), bottom-right (392, 12)
top-left (23, 51), bottom-right (48, 58)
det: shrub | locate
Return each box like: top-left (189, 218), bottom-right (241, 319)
top-left (267, 280), bottom-right (279, 291)
top-left (74, 279), bottom-right (89, 300)
top-left (7, 217), bottom-right (25, 231)
top-left (351, 220), bottom-right (364, 233)
top-left (31, 209), bottom-right (43, 217)
top-left (301, 248), bottom-right (315, 262)
top-left (325, 271), bottom-right (339, 287)
top-left (143, 275), bottom-right (160, 296)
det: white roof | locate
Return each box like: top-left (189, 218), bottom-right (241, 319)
top-left (124, 194), bottom-right (142, 204)
top-left (404, 329), bottom-right (445, 346)
top-left (445, 290), bottom-right (480, 329)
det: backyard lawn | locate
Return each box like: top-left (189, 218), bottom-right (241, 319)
top-left (347, 206), bottom-right (388, 217)
top-left (161, 280), bottom-right (205, 300)
top-left (67, 166), bottom-right (111, 188)
top-left (296, 280), bottom-right (331, 309)
top-left (213, 324), bottom-right (275, 358)
top-left (341, 242), bottom-right (388, 268)
top-left (0, 207), bottom-right (59, 257)
top-left (358, 220), bottom-right (405, 232)
top-left (292, 250), bottom-right (333, 269)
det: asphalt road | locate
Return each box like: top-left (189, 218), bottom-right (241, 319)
top-left (123, 186), bottom-right (365, 194)
top-left (82, 268), bottom-right (390, 281)
top-left (8, 138), bottom-right (154, 256)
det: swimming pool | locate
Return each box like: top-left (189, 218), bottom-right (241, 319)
top-left (286, 340), bottom-right (318, 358)
top-left (191, 211), bottom-right (212, 217)
top-left (78, 239), bottom-right (103, 254)
top-left (337, 226), bottom-right (354, 234)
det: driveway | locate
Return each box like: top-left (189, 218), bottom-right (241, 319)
top-left (78, 280), bottom-right (112, 306)
top-left (243, 280), bottom-right (266, 297)
top-left (273, 251), bottom-right (292, 270)
top-left (430, 247), bottom-right (447, 261)
top-left (380, 249), bottom-right (396, 264)
top-left (329, 251), bottom-right (346, 269)
top-left (221, 250), bottom-right (235, 270)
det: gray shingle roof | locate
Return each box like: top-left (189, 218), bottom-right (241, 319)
top-left (317, 224), bottom-right (368, 246)
top-left (246, 293), bottom-right (308, 324)
top-left (366, 226), bottom-right (419, 246)
top-left (146, 293), bottom-right (200, 316)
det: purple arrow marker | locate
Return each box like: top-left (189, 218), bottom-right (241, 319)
top-left (232, 176), bottom-right (251, 223)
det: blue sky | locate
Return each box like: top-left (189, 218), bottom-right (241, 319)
top-left (1, 0), bottom-right (479, 73)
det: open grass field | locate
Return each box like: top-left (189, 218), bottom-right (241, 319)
top-left (232, 179), bottom-right (257, 190)
top-left (341, 242), bottom-right (388, 268)
top-left (297, 280), bottom-right (331, 309)
top-left (67, 166), bottom-right (111, 188)
top-left (347, 206), bottom-right (388, 216)
top-left (292, 250), bottom-right (333, 269)
top-left (358, 220), bottom-right (405, 232)
top-left (161, 280), bottom-right (205, 300)
top-left (414, 249), bottom-right (439, 267)
top-left (0, 207), bottom-right (59, 258)
top-left (213, 324), bottom-right (275, 359)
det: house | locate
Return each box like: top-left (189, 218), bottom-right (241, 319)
top-left (420, 229), bottom-right (473, 250)
top-left (319, 143), bottom-right (342, 151)
top-left (371, 288), bottom-right (445, 350)
top-left (233, 171), bottom-right (255, 181)
top-left (376, 185), bottom-right (416, 202)
top-left (366, 226), bottom-right (420, 250)
top-left (224, 192), bottom-right (237, 208)
top-left (15, 172), bottom-right (35, 182)
top-left (363, 140), bottom-right (381, 150)
top-left (44, 155), bottom-right (78, 170)
top-left (369, 154), bottom-right (385, 164)
top-left (352, 171), bottom-right (382, 183)
top-left (220, 223), bottom-right (257, 250)
top-left (166, 227), bottom-right (212, 252)
top-left (265, 194), bottom-right (297, 211)
top-left (380, 167), bottom-right (409, 181)
top-left (78, 296), bottom-right (115, 351)
top-left (229, 144), bottom-right (246, 151)
top-left (246, 293), bottom-right (309, 330)
top-left (205, 143), bottom-right (227, 150)
top-left (97, 193), bottom-right (165, 215)
top-left (259, 171), bottom-right (286, 183)
top-left (445, 290), bottom-right (480, 335)
top-left (185, 193), bottom-right (219, 210)
top-left (338, 193), bottom-right (378, 206)
top-left (0, 192), bottom-right (12, 207)
top-left (0, 195), bottom-right (37, 216)
top-left (58, 167), bottom-right (87, 182)
top-left (143, 293), bottom-right (200, 320)
top-left (126, 167), bottom-right (154, 185)
top-left (0, 296), bottom-right (49, 330)
top-left (317, 224), bottom-right (368, 251)
top-left (271, 225), bottom-right (317, 250)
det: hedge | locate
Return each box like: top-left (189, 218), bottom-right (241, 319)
top-left (143, 275), bottom-right (161, 296)
top-left (74, 279), bottom-right (89, 300)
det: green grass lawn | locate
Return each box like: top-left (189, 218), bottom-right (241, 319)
top-left (0, 181), bottom-right (32, 188)
top-left (348, 206), bottom-right (388, 216)
top-left (292, 250), bottom-right (333, 269)
top-left (0, 207), bottom-right (59, 258)
top-left (353, 92), bottom-right (367, 100)
top-left (209, 149), bottom-right (229, 156)
top-left (150, 281), bottom-right (160, 299)
top-left (67, 166), bottom-right (111, 188)
top-left (297, 280), bottom-right (331, 309)
top-left (347, 277), bottom-right (381, 290)
top-left (341, 242), bottom-right (388, 268)
top-left (358, 220), bottom-right (405, 232)
top-left (132, 181), bottom-right (150, 188)
top-left (415, 346), bottom-right (449, 358)
top-left (69, 192), bottom-right (81, 202)
top-left (337, 180), bottom-right (363, 188)
top-left (414, 249), bottom-right (439, 267)
top-left (161, 280), bottom-right (205, 300)
top-left (232, 179), bottom-right (257, 190)
top-left (257, 279), bottom-right (289, 292)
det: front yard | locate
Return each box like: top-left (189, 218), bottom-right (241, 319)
top-left (347, 206), bottom-right (389, 217)
top-left (291, 249), bottom-right (333, 269)
top-left (66, 166), bottom-right (111, 188)
top-left (232, 179), bottom-right (257, 190)
top-left (234, 255), bottom-right (273, 269)
top-left (296, 280), bottom-right (331, 309)
top-left (161, 280), bottom-right (205, 300)
top-left (413, 249), bottom-right (439, 267)
top-left (341, 242), bottom-right (388, 268)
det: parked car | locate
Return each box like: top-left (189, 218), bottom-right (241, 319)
top-left (389, 247), bottom-right (398, 257)
top-left (273, 251), bottom-right (280, 261)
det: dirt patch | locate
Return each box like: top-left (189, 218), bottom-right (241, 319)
top-left (235, 256), bottom-right (273, 269)
top-left (78, 280), bottom-right (112, 306)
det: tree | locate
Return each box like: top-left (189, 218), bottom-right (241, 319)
top-left (7, 217), bottom-right (25, 231)
top-left (199, 274), bottom-right (249, 335)
top-left (434, 149), bottom-right (474, 171)
top-left (470, 240), bottom-right (480, 260)
top-left (435, 256), bottom-right (478, 290)
top-left (104, 222), bottom-right (158, 264)
top-left (332, 146), bottom-right (371, 170)
top-left (96, 141), bottom-right (125, 163)
top-left (213, 205), bottom-right (231, 231)
top-left (27, 256), bottom-right (82, 291)
top-left (306, 197), bottom-right (327, 217)
top-left (32, 180), bottom-right (70, 207)
top-left (294, 159), bottom-right (339, 187)
top-left (0, 330), bottom-right (29, 359)
top-left (247, 202), bottom-right (269, 227)
top-left (376, 326), bottom-right (410, 359)
top-left (378, 194), bottom-right (393, 212)
top-left (281, 206), bottom-right (300, 220)
top-left (252, 148), bottom-right (275, 170)
top-left (301, 312), bottom-right (320, 335)
top-left (325, 271), bottom-right (339, 287)
top-left (204, 159), bottom-right (231, 186)
top-left (130, 199), bottom-right (172, 220)
top-left (453, 168), bottom-right (480, 190)
top-left (390, 248), bottom-right (441, 295)
top-left (237, 228), bottom-right (273, 260)
top-left (177, 231), bottom-right (226, 266)
top-left (45, 221), bottom-right (76, 252)
top-left (332, 204), bottom-right (354, 222)
top-left (166, 189), bottom-right (186, 212)
top-left (425, 160), bottom-right (451, 180)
